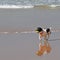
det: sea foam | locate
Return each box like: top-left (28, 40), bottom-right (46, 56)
top-left (0, 5), bottom-right (34, 8)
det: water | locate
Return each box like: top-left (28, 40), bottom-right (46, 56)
top-left (0, 0), bottom-right (60, 5)
top-left (0, 0), bottom-right (60, 60)
top-left (0, 0), bottom-right (60, 8)
top-left (0, 7), bottom-right (60, 60)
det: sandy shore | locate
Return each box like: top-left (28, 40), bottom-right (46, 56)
top-left (0, 8), bottom-right (60, 60)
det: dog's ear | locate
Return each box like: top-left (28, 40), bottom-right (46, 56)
top-left (35, 27), bottom-right (43, 33)
top-left (46, 28), bottom-right (50, 33)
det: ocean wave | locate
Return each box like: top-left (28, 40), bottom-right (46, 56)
top-left (0, 4), bottom-right (60, 9)
top-left (34, 4), bottom-right (60, 8)
top-left (48, 5), bottom-right (60, 7)
top-left (0, 5), bottom-right (34, 8)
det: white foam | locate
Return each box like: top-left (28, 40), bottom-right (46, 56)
top-left (21, 31), bottom-right (35, 34)
top-left (48, 5), bottom-right (60, 8)
top-left (15, 32), bottom-right (18, 34)
top-left (0, 5), bottom-right (34, 8)
top-left (0, 32), bottom-right (9, 34)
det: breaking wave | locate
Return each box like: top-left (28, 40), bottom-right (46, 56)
top-left (0, 4), bottom-right (60, 9)
top-left (0, 5), bottom-right (34, 9)
top-left (34, 4), bottom-right (60, 8)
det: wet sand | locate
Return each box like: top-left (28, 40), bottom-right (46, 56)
top-left (0, 8), bottom-right (60, 60)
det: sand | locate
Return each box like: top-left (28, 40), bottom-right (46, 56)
top-left (0, 7), bottom-right (60, 60)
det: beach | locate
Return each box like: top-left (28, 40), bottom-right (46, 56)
top-left (0, 7), bottom-right (60, 60)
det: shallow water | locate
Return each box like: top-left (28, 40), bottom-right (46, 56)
top-left (0, 8), bottom-right (60, 60)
